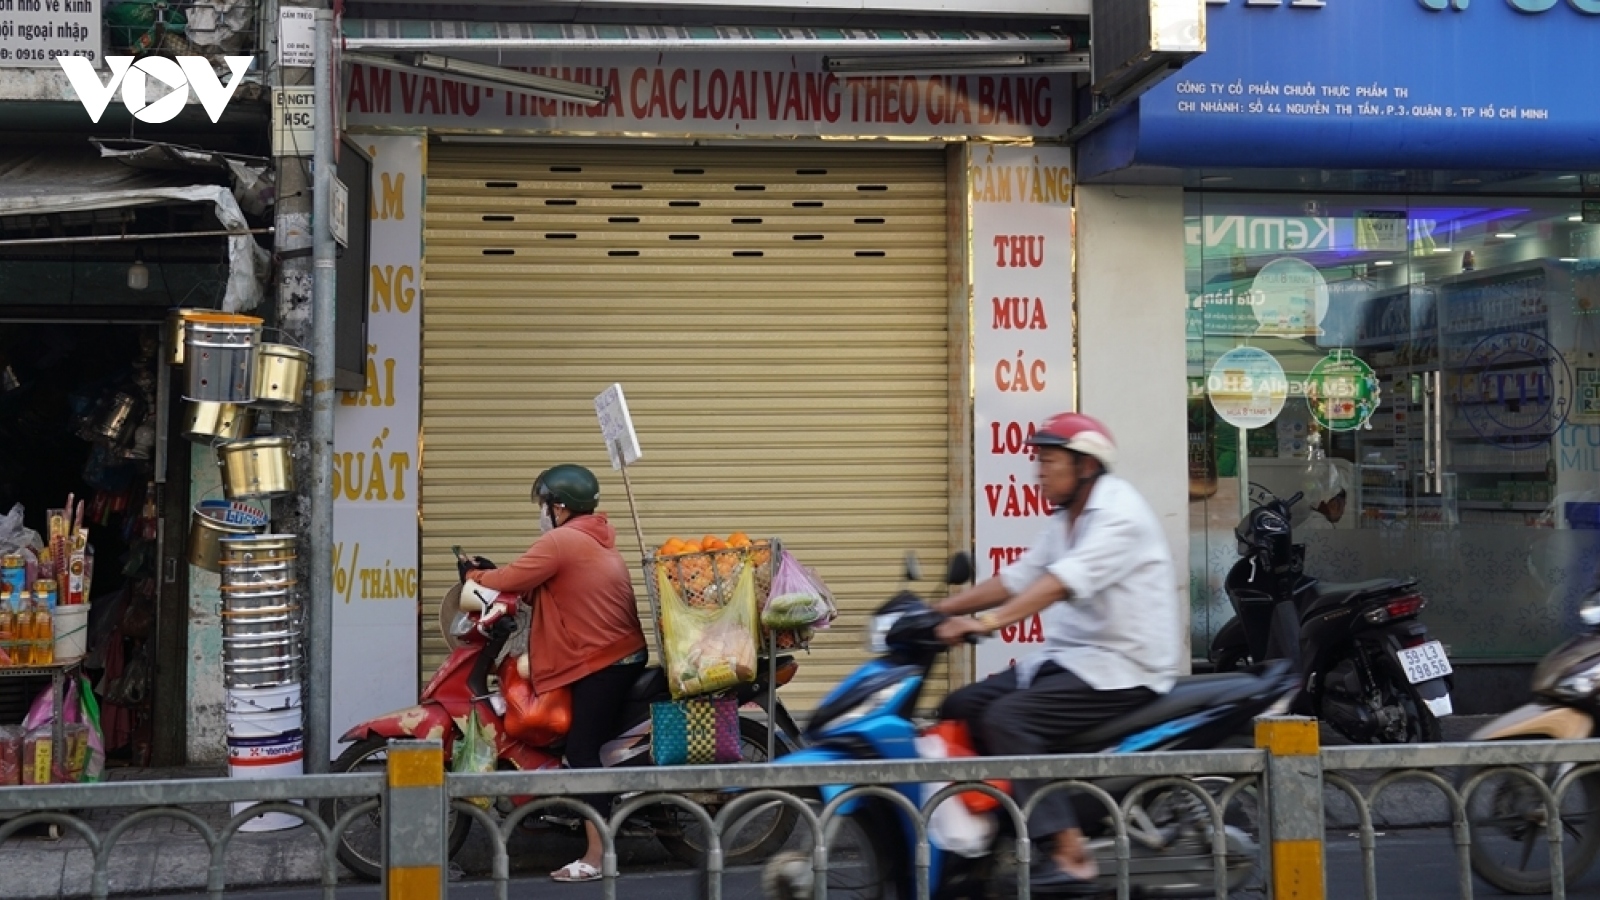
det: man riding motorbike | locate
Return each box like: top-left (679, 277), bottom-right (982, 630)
top-left (933, 413), bottom-right (1182, 894)
top-left (463, 463), bottom-right (648, 883)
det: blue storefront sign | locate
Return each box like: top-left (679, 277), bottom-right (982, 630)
top-left (1080, 0), bottom-right (1600, 177)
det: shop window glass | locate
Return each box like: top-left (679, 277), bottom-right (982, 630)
top-left (1187, 193), bottom-right (1600, 660)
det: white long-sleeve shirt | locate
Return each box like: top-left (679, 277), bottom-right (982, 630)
top-left (1000, 474), bottom-right (1181, 694)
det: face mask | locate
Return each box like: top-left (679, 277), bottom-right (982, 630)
top-left (538, 504), bottom-right (557, 533)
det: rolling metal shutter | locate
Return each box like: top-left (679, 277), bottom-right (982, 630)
top-left (420, 145), bottom-right (951, 712)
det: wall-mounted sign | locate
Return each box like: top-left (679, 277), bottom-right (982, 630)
top-left (1086, 0), bottom-right (1600, 174)
top-left (971, 144), bottom-right (1074, 681)
top-left (1355, 210), bottom-right (1408, 252)
top-left (1208, 346), bottom-right (1288, 430)
top-left (1306, 350), bottom-right (1380, 432)
top-left (1250, 257), bottom-right (1329, 337)
top-left (344, 54), bottom-right (1072, 138)
top-left (0, 0), bottom-right (100, 68)
top-left (278, 7), bottom-right (316, 68)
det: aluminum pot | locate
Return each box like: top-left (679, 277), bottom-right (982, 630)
top-left (183, 401), bottom-right (255, 445)
top-left (187, 505), bottom-right (269, 572)
top-left (223, 635), bottom-right (298, 663)
top-left (167, 308), bottom-right (205, 367)
top-left (222, 610), bottom-right (297, 639)
top-left (184, 313), bottom-right (261, 403)
top-left (217, 438), bottom-right (295, 500)
top-left (224, 657), bottom-right (300, 689)
top-left (220, 554), bottom-right (294, 587)
top-left (95, 391), bottom-right (144, 444)
top-left (220, 584), bottom-right (294, 609)
top-left (222, 596), bottom-right (297, 618)
top-left (250, 343), bottom-right (311, 411)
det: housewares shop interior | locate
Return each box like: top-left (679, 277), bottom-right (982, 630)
top-left (0, 111), bottom-right (270, 769)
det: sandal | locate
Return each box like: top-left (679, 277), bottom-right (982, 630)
top-left (552, 860), bottom-right (602, 883)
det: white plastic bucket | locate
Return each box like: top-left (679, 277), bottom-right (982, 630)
top-left (226, 683), bottom-right (302, 715)
top-left (226, 707), bottom-right (304, 832)
top-left (52, 604), bottom-right (90, 663)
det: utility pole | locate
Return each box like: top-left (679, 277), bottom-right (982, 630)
top-left (270, 0), bottom-right (328, 773)
top-left (305, 7), bottom-right (337, 775)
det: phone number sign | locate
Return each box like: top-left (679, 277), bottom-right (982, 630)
top-left (0, 0), bottom-right (100, 68)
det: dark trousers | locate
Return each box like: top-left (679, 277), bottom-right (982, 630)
top-left (564, 661), bottom-right (644, 820)
top-left (939, 662), bottom-right (1155, 840)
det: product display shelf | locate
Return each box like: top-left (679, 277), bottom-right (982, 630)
top-left (1437, 260), bottom-right (1572, 520)
top-left (1, 659), bottom-right (82, 826)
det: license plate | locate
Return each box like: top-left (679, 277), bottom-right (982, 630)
top-left (1397, 641), bottom-right (1454, 684)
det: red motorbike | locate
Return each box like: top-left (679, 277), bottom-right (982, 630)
top-left (323, 569), bottom-right (803, 881)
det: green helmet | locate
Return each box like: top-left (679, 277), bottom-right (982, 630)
top-left (532, 464), bottom-right (600, 514)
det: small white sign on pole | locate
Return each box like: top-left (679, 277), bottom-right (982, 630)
top-left (331, 177), bottom-right (349, 248)
top-left (278, 8), bottom-right (316, 68)
top-left (595, 383), bottom-right (643, 470)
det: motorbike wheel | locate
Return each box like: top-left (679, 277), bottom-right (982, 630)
top-left (1467, 756), bottom-right (1600, 895)
top-left (321, 737), bottom-right (473, 881)
top-left (1371, 668), bottom-right (1442, 744)
top-left (654, 718), bottom-right (802, 868)
top-left (757, 794), bottom-right (902, 900)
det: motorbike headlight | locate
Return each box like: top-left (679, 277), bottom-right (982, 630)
top-left (1555, 659), bottom-right (1600, 701)
top-left (1582, 593), bottom-right (1600, 628)
top-left (867, 613), bottom-right (905, 653)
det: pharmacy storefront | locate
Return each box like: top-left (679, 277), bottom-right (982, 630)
top-left (1079, 0), bottom-right (1600, 689)
top-left (332, 26), bottom-right (1081, 718)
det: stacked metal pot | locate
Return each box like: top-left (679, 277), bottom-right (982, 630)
top-left (174, 309), bottom-right (313, 831)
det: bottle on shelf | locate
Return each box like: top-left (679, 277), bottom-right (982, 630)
top-left (30, 592), bottom-right (52, 666)
top-left (0, 586), bottom-right (13, 668)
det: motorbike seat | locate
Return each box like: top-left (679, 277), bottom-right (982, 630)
top-left (629, 666), bottom-right (668, 701)
top-left (1301, 578), bottom-right (1416, 620)
top-left (1063, 672), bottom-right (1269, 750)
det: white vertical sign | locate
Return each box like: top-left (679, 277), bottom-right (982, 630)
top-left (330, 135), bottom-right (423, 747)
top-left (971, 144), bottom-right (1075, 681)
top-left (594, 383), bottom-right (643, 470)
top-left (277, 7), bottom-right (316, 68)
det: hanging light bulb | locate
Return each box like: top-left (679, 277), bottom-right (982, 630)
top-left (127, 253), bottom-right (149, 291)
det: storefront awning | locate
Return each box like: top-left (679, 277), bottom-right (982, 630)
top-left (341, 21), bottom-right (1082, 54)
top-left (0, 145), bottom-right (268, 312)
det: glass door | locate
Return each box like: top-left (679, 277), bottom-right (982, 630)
top-left (1187, 191), bottom-right (1600, 661)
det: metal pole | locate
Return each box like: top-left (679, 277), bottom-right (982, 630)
top-left (305, 7), bottom-right (337, 774)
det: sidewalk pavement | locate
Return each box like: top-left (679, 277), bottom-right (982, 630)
top-left (0, 716), bottom-right (1497, 898)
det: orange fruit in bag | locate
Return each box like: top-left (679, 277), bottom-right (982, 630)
top-left (727, 533), bottom-right (753, 548)
top-left (702, 535), bottom-right (728, 552)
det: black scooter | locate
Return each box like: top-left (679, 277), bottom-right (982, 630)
top-left (1207, 490), bottom-right (1454, 743)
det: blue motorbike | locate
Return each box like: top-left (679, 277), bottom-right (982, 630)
top-left (752, 555), bottom-right (1298, 900)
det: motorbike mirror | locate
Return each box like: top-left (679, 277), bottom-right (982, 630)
top-left (904, 551), bottom-right (923, 582)
top-left (1581, 592), bottom-right (1600, 628)
top-left (946, 552), bottom-right (974, 586)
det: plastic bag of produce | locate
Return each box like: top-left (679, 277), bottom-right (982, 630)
top-left (451, 706), bottom-right (497, 808)
top-left (762, 549), bottom-right (836, 630)
top-left (659, 558), bottom-right (758, 699)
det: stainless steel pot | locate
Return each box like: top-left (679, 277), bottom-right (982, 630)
top-left (223, 635), bottom-right (299, 663)
top-left (183, 401), bottom-right (255, 445)
top-left (184, 313), bottom-right (261, 403)
top-left (217, 438), bottom-right (295, 500)
top-left (251, 343), bottom-right (311, 411)
top-left (167, 308), bottom-right (204, 367)
top-left (220, 585), bottom-right (295, 611)
top-left (222, 610), bottom-right (297, 639)
top-left (187, 505), bottom-right (269, 572)
top-left (223, 657), bottom-right (300, 689)
top-left (220, 558), bottom-right (294, 588)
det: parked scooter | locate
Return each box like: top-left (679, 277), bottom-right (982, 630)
top-left (1208, 489), bottom-right (1454, 744)
top-left (1465, 591), bottom-right (1600, 894)
top-left (323, 558), bottom-right (803, 881)
top-left (751, 554), bottom-right (1298, 900)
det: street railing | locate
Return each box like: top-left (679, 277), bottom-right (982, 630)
top-left (2, 721), bottom-right (1599, 899)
